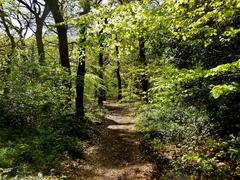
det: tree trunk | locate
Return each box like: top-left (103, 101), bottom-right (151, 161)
top-left (35, 19), bottom-right (45, 64)
top-left (116, 61), bottom-right (122, 101)
top-left (98, 43), bottom-right (106, 106)
top-left (45, 0), bottom-right (71, 99)
top-left (56, 25), bottom-right (70, 70)
top-left (75, 27), bottom-right (86, 118)
top-left (44, 0), bottom-right (70, 71)
top-left (73, 2), bottom-right (90, 118)
top-left (139, 37), bottom-right (149, 103)
top-left (115, 45), bottom-right (122, 101)
top-left (76, 54), bottom-right (85, 118)
top-left (0, 12), bottom-right (16, 94)
top-left (16, 0), bottom-right (49, 64)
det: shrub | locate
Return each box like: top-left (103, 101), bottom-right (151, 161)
top-left (137, 104), bottom-right (210, 145)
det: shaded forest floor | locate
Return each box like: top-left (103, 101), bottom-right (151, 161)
top-left (60, 101), bottom-right (154, 179)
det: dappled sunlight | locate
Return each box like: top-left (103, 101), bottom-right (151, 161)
top-left (0, 0), bottom-right (239, 178)
top-left (60, 102), bottom-right (154, 179)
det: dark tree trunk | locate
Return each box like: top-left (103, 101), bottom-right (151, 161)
top-left (44, 0), bottom-right (70, 71)
top-left (115, 45), bottom-right (122, 101)
top-left (139, 37), bottom-right (149, 103)
top-left (116, 61), bottom-right (122, 101)
top-left (35, 19), bottom-right (45, 64)
top-left (56, 25), bottom-right (71, 70)
top-left (76, 54), bottom-right (85, 118)
top-left (98, 43), bottom-right (106, 106)
top-left (45, 0), bottom-right (71, 98)
top-left (74, 4), bottom-right (90, 118)
top-left (75, 27), bottom-right (86, 118)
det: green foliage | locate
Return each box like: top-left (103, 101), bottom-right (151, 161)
top-left (0, 126), bottom-right (84, 178)
top-left (205, 59), bottom-right (240, 77)
top-left (210, 82), bottom-right (239, 99)
top-left (131, 0), bottom-right (240, 178)
top-left (137, 102), bottom-right (240, 177)
top-left (0, 47), bottom-right (86, 177)
top-left (177, 135), bottom-right (240, 178)
top-left (0, 0), bottom-right (239, 178)
top-left (137, 104), bottom-right (209, 144)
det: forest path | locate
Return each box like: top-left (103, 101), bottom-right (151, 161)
top-left (62, 101), bottom-right (154, 179)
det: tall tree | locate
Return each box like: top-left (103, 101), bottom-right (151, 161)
top-left (98, 40), bottom-right (105, 106)
top-left (76, 0), bottom-right (104, 117)
top-left (0, 7), bottom-right (16, 94)
top-left (139, 37), bottom-right (149, 103)
top-left (75, 26), bottom-right (86, 118)
top-left (17, 0), bottom-right (50, 64)
top-left (75, 1), bottom-right (91, 118)
top-left (115, 44), bottom-right (122, 101)
top-left (97, 23), bottom-right (107, 106)
top-left (44, 0), bottom-right (70, 71)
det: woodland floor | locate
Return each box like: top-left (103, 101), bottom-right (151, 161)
top-left (60, 101), bottom-right (155, 180)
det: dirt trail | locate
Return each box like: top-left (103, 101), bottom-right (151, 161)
top-left (62, 101), bottom-right (154, 179)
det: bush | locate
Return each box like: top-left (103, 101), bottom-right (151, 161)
top-left (136, 103), bottom-right (240, 178)
top-left (0, 129), bottom-right (84, 178)
top-left (137, 104), bottom-right (210, 144)
top-left (0, 104), bottom-right (85, 178)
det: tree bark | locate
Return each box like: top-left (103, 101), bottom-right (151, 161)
top-left (115, 45), bottom-right (122, 101)
top-left (0, 11), bottom-right (16, 94)
top-left (56, 25), bottom-right (71, 70)
top-left (75, 2), bottom-right (91, 118)
top-left (44, 0), bottom-right (70, 71)
top-left (116, 61), bottom-right (122, 101)
top-left (98, 42), bottom-right (106, 106)
top-left (76, 54), bottom-right (85, 117)
top-left (139, 37), bottom-right (149, 103)
top-left (35, 19), bottom-right (45, 64)
top-left (35, 5), bottom-right (49, 64)
top-left (75, 27), bottom-right (86, 118)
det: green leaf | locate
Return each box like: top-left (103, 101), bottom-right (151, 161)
top-left (210, 83), bottom-right (239, 99)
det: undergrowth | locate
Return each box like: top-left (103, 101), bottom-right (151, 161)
top-left (0, 97), bottom-right (92, 179)
top-left (137, 103), bottom-right (240, 179)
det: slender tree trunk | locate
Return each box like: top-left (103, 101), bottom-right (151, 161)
top-left (98, 43), bottom-right (106, 106)
top-left (35, 19), bottom-right (45, 64)
top-left (75, 27), bottom-right (86, 118)
top-left (76, 54), bottom-right (85, 117)
top-left (16, 0), bottom-right (49, 64)
top-left (0, 13), bottom-right (16, 94)
top-left (139, 37), bottom-right (149, 103)
top-left (75, 3), bottom-right (90, 118)
top-left (116, 61), bottom-right (122, 101)
top-left (115, 45), bottom-right (122, 101)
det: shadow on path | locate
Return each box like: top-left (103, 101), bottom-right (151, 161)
top-left (60, 101), bottom-right (154, 180)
